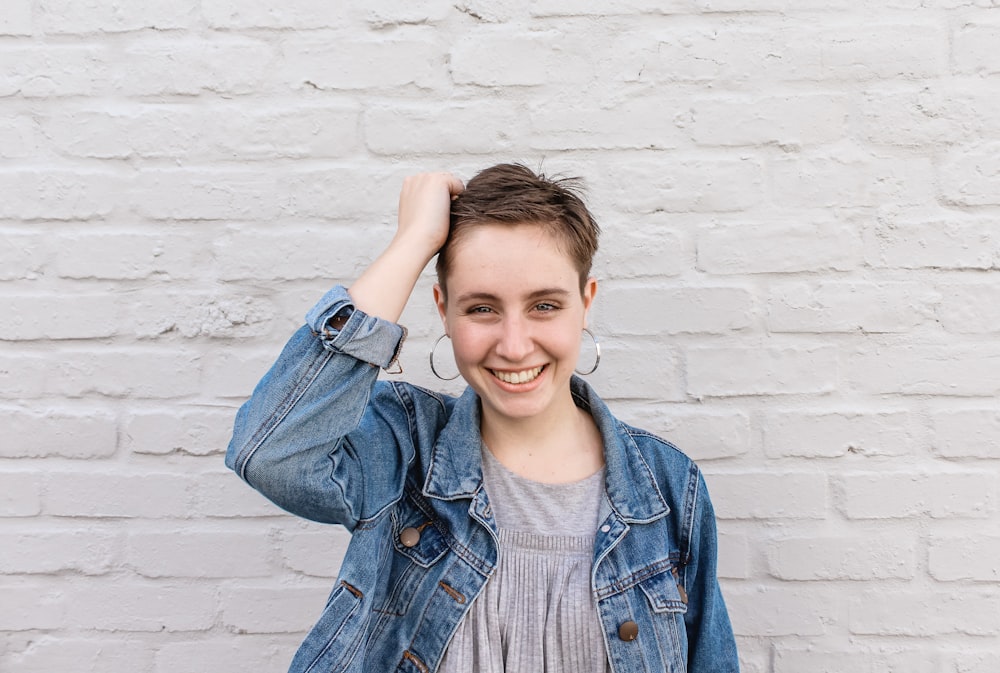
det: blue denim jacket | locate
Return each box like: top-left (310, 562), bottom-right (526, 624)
top-left (226, 286), bottom-right (739, 673)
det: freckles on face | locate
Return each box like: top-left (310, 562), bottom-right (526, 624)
top-left (440, 223), bottom-right (588, 334)
top-left (434, 223), bottom-right (595, 419)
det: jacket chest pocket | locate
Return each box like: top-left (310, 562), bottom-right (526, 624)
top-left (638, 565), bottom-right (689, 673)
top-left (391, 499), bottom-right (448, 568)
top-left (600, 561), bottom-right (690, 673)
top-left (639, 564), bottom-right (688, 615)
top-left (372, 496), bottom-right (450, 620)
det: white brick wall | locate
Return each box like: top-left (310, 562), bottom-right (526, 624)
top-left (2, 2), bottom-right (998, 670)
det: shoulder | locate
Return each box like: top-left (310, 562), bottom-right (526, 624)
top-left (618, 420), bottom-right (686, 454)
top-left (620, 419), bottom-right (698, 467)
top-left (574, 377), bottom-right (695, 468)
top-left (375, 379), bottom-right (451, 406)
top-left (365, 380), bottom-right (463, 430)
top-left (614, 418), bottom-right (703, 496)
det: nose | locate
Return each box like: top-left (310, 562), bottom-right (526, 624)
top-left (494, 315), bottom-right (533, 362)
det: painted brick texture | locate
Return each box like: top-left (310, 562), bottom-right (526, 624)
top-left (2, 2), bottom-right (998, 671)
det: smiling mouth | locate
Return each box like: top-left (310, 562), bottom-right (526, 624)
top-left (490, 365), bottom-right (545, 385)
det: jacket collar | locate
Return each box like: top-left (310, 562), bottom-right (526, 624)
top-left (422, 377), bottom-right (670, 523)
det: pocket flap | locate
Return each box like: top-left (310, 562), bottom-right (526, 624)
top-left (391, 501), bottom-right (448, 568)
top-left (638, 565), bottom-right (688, 614)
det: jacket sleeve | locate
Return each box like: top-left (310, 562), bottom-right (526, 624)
top-left (224, 285), bottom-right (414, 530)
top-left (683, 469), bottom-right (740, 672)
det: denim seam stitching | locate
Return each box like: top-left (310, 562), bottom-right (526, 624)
top-left (236, 345), bottom-right (335, 481)
top-left (595, 557), bottom-right (674, 599)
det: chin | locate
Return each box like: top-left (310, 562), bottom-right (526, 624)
top-left (483, 401), bottom-right (546, 423)
top-left (482, 386), bottom-right (561, 423)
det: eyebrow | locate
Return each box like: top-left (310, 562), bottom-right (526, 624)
top-left (454, 288), bottom-right (572, 304)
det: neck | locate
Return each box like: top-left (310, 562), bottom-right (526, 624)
top-left (480, 391), bottom-right (604, 484)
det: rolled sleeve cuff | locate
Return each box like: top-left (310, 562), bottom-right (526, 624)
top-left (305, 285), bottom-right (407, 370)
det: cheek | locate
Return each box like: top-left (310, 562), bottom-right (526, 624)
top-left (546, 315), bottom-right (586, 348)
top-left (449, 326), bottom-right (489, 364)
top-left (556, 328), bottom-right (584, 358)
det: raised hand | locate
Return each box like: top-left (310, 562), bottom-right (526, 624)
top-left (349, 172), bottom-right (464, 324)
top-left (395, 172), bottom-right (465, 256)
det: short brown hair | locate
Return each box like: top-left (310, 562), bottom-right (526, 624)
top-left (435, 163), bottom-right (600, 295)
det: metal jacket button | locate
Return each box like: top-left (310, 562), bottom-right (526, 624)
top-left (618, 620), bottom-right (639, 641)
top-left (400, 527), bottom-right (421, 548)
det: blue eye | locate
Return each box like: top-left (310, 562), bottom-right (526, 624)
top-left (535, 303), bottom-right (557, 312)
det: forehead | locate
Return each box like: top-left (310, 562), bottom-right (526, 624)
top-left (446, 223), bottom-right (579, 288)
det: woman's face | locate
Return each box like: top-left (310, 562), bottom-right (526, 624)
top-left (434, 223), bottom-right (596, 427)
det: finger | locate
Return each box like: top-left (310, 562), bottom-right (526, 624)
top-left (444, 174), bottom-right (465, 198)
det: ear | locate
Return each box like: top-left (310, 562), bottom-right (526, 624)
top-left (432, 283), bottom-right (449, 335)
top-left (581, 277), bottom-right (597, 327)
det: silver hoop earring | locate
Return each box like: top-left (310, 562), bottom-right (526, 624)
top-left (429, 334), bottom-right (461, 381)
top-left (575, 328), bottom-right (601, 375)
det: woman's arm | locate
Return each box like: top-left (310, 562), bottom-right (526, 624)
top-left (225, 173), bottom-right (463, 528)
top-left (349, 172), bottom-right (463, 322)
top-left (684, 472), bottom-right (740, 672)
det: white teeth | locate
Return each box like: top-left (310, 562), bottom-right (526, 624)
top-left (493, 366), bottom-right (543, 384)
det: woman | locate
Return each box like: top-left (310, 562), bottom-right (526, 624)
top-left (226, 164), bottom-right (739, 672)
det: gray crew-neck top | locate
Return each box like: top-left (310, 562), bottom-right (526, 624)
top-left (437, 446), bottom-right (611, 673)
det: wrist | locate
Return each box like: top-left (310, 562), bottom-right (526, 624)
top-left (389, 227), bottom-right (446, 265)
